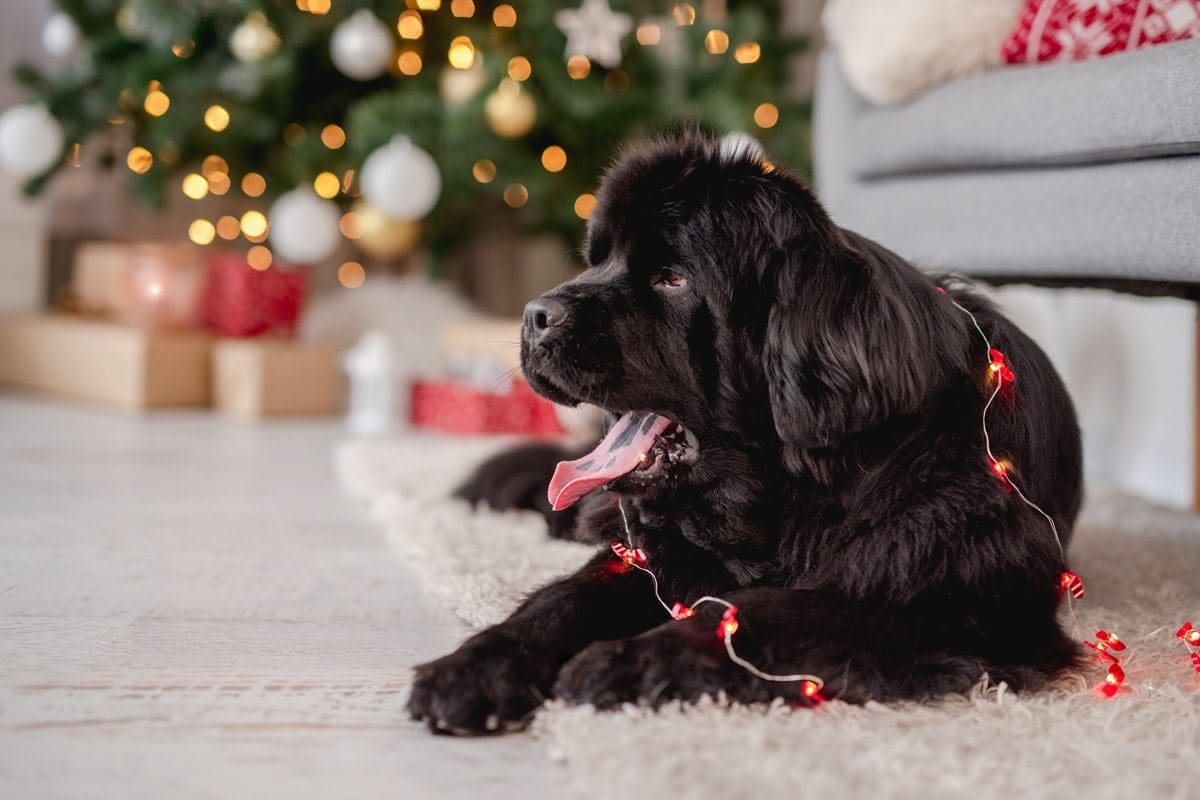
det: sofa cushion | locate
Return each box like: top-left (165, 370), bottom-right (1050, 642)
top-left (837, 40), bottom-right (1200, 178)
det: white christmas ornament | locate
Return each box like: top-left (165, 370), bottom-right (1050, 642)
top-left (268, 188), bottom-right (342, 264)
top-left (360, 136), bottom-right (441, 221)
top-left (230, 11), bottom-right (281, 64)
top-left (42, 13), bottom-right (82, 60)
top-left (555, 0), bottom-right (632, 68)
top-left (0, 105), bottom-right (65, 178)
top-left (330, 9), bottom-right (394, 81)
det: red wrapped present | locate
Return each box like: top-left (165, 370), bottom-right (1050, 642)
top-left (1001, 0), bottom-right (1200, 65)
top-left (410, 376), bottom-right (564, 436)
top-left (199, 250), bottom-right (307, 338)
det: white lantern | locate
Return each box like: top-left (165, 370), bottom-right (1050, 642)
top-left (360, 136), bottom-right (441, 221)
top-left (268, 188), bottom-right (342, 264)
top-left (0, 105), bottom-right (65, 178)
top-left (330, 10), bottom-right (394, 81)
top-left (342, 331), bottom-right (401, 435)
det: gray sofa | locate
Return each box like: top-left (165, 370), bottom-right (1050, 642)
top-left (813, 40), bottom-right (1200, 294)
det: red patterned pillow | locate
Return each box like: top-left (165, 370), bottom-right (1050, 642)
top-left (1000, 0), bottom-right (1200, 64)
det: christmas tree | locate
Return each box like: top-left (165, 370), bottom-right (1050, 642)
top-left (6, 0), bottom-right (809, 267)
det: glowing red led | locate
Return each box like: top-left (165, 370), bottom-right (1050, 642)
top-left (1190, 653), bottom-right (1200, 675)
top-left (1177, 622), bottom-right (1200, 646)
top-left (1095, 630), bottom-right (1126, 652)
top-left (719, 606), bottom-right (739, 639)
top-left (987, 348), bottom-right (1015, 385)
top-left (802, 680), bottom-right (820, 699)
top-left (610, 541), bottom-right (647, 566)
top-left (1105, 663), bottom-right (1124, 687)
top-left (670, 602), bottom-right (695, 620)
top-left (1059, 571), bottom-right (1085, 600)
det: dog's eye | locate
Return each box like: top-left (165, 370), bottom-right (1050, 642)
top-left (653, 272), bottom-right (687, 291)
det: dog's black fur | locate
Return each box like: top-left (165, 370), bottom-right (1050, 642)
top-left (408, 132), bottom-right (1083, 735)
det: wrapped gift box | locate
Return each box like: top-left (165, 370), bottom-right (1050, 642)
top-left (199, 251), bottom-right (307, 338)
top-left (410, 377), bottom-right (563, 436)
top-left (0, 314), bottom-right (210, 409)
top-left (212, 338), bottom-right (342, 419)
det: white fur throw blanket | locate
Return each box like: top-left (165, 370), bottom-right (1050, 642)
top-left (823, 0), bottom-right (1025, 105)
top-left (337, 435), bottom-right (1200, 799)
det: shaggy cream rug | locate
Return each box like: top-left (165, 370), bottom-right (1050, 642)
top-left (337, 436), bottom-right (1200, 799)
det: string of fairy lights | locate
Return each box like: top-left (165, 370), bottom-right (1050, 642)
top-left (105, 0), bottom-right (778, 288)
top-left (602, 283), bottom-right (1199, 705)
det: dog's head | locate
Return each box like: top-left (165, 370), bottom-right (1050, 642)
top-left (523, 132), bottom-right (968, 510)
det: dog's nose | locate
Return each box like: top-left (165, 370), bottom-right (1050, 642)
top-left (523, 297), bottom-right (569, 342)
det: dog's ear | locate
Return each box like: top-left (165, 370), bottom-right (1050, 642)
top-left (762, 230), bottom-right (967, 471)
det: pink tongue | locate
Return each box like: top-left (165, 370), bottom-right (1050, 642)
top-left (547, 412), bottom-right (674, 511)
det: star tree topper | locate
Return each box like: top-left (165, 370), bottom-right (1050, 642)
top-left (555, 0), bottom-right (633, 69)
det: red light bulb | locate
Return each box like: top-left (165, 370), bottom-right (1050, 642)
top-left (1059, 571), bottom-right (1085, 599)
top-left (718, 606), bottom-right (739, 639)
top-left (987, 348), bottom-right (1016, 384)
top-left (1105, 663), bottom-right (1125, 686)
top-left (1096, 630), bottom-right (1126, 652)
top-left (670, 602), bottom-right (695, 620)
top-left (610, 541), bottom-right (647, 566)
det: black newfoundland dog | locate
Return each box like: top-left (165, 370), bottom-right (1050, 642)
top-left (408, 132), bottom-right (1083, 735)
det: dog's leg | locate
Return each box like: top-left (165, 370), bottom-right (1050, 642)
top-left (454, 441), bottom-right (599, 540)
top-left (408, 546), bottom-right (723, 735)
top-left (555, 587), bottom-right (1078, 708)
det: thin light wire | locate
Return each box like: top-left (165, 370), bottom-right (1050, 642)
top-left (947, 294), bottom-right (1081, 634)
top-left (617, 498), bottom-right (825, 690)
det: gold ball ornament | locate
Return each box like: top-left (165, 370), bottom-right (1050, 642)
top-left (230, 11), bottom-right (281, 64)
top-left (350, 201), bottom-right (422, 260)
top-left (484, 80), bottom-right (537, 139)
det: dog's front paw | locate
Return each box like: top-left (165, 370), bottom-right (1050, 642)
top-left (407, 632), bottom-right (555, 735)
top-left (554, 628), bottom-right (736, 709)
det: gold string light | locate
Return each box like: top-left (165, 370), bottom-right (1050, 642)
top-left (338, 261), bottom-right (366, 288)
top-left (397, 51), bottom-right (423, 75)
top-left (126, 146), bottom-right (153, 174)
top-left (541, 146), bottom-right (567, 173)
top-left (704, 29), bottom-right (729, 54)
top-left (397, 10), bottom-right (423, 39)
top-left (216, 215), bottom-right (241, 240)
top-left (636, 24), bottom-right (661, 45)
top-left (673, 3), bottom-right (696, 24)
top-left (492, 4), bottom-right (517, 27)
top-left (451, 0), bottom-right (474, 17)
top-left (507, 56), bottom-right (531, 81)
top-left (574, 193), bottom-right (597, 219)
top-left (241, 172), bottom-right (266, 197)
top-left (240, 210), bottom-right (268, 238)
top-left (472, 159), bottom-right (496, 183)
top-left (188, 219), bottom-right (215, 245)
top-left (339, 211), bottom-right (364, 239)
top-left (313, 171), bottom-right (341, 199)
top-left (204, 105), bottom-right (230, 131)
top-left (734, 42), bottom-right (761, 64)
top-left (503, 183), bottom-right (528, 208)
top-left (448, 36), bottom-right (476, 69)
top-left (321, 124), bottom-right (346, 149)
top-left (566, 54), bottom-right (590, 79)
top-left (754, 102), bottom-right (779, 128)
top-left (144, 88), bottom-right (170, 116)
top-left (247, 245), bottom-right (273, 270)
top-left (181, 173), bottom-right (209, 200)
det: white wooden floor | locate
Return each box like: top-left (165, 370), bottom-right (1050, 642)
top-left (0, 394), bottom-right (566, 798)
